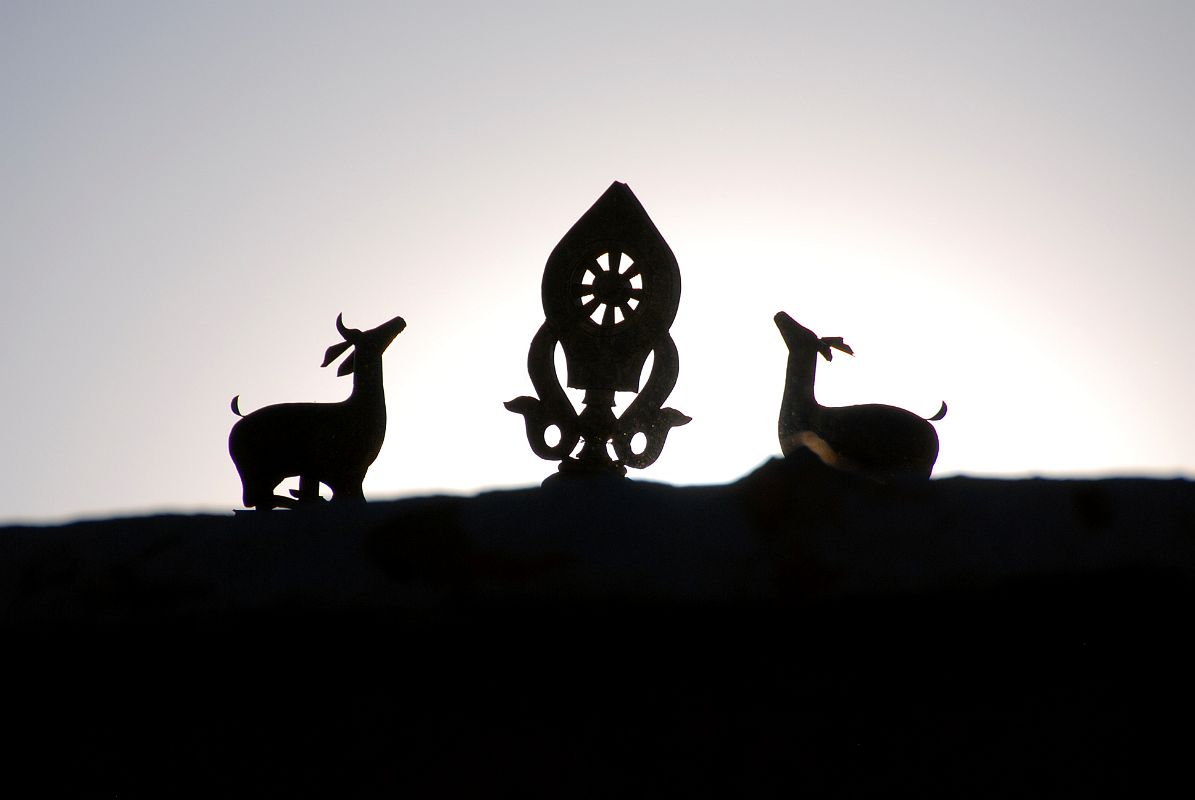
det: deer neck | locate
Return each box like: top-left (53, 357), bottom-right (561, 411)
top-left (780, 345), bottom-right (821, 430)
top-left (347, 360), bottom-right (387, 410)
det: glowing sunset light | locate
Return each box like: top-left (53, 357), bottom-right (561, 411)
top-left (2, 1), bottom-right (1192, 521)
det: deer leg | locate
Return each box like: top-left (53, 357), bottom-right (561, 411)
top-left (290, 474), bottom-right (322, 504)
top-left (243, 478), bottom-right (283, 510)
top-left (327, 476), bottom-right (366, 503)
top-left (246, 473), bottom-right (304, 510)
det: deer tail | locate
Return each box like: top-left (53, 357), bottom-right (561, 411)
top-left (231, 395), bottom-right (243, 417)
top-left (928, 401), bottom-right (947, 421)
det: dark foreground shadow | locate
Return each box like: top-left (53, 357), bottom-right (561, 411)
top-left (3, 459), bottom-right (1193, 794)
top-left (6, 578), bottom-right (1190, 795)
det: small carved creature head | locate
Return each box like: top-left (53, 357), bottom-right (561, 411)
top-left (321, 313), bottom-right (407, 375)
top-left (774, 311), bottom-right (854, 361)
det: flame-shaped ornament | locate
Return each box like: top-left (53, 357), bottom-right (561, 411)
top-left (506, 182), bottom-right (690, 479)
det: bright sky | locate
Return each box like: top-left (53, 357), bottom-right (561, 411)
top-left (2, 1), bottom-right (1192, 522)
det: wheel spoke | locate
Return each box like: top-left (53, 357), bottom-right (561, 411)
top-left (618, 301), bottom-right (634, 318)
top-left (621, 262), bottom-right (641, 280)
top-left (573, 284), bottom-right (595, 298)
top-left (580, 297), bottom-right (600, 315)
top-left (608, 250), bottom-right (621, 273)
top-left (602, 303), bottom-right (615, 327)
top-left (627, 287), bottom-right (643, 299)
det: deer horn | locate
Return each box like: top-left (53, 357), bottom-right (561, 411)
top-left (323, 313), bottom-right (361, 368)
top-left (335, 313), bottom-right (356, 340)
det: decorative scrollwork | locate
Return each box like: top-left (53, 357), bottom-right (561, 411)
top-left (505, 325), bottom-right (580, 461)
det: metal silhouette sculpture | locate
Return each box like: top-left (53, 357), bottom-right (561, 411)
top-left (229, 313), bottom-right (406, 509)
top-left (507, 182), bottom-right (690, 479)
top-left (775, 311), bottom-right (946, 481)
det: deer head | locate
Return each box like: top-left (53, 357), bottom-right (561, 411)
top-left (321, 313), bottom-right (407, 375)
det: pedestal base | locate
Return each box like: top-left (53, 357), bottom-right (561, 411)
top-left (542, 455), bottom-right (628, 486)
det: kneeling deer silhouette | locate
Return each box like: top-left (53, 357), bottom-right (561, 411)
top-left (775, 311), bottom-right (945, 482)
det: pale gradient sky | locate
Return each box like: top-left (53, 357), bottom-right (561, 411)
top-left (2, 1), bottom-right (1192, 522)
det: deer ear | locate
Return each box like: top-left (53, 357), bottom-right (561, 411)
top-left (817, 337), bottom-right (854, 361)
top-left (828, 338), bottom-right (854, 357)
top-left (336, 352), bottom-right (356, 377)
top-left (321, 340), bottom-right (353, 368)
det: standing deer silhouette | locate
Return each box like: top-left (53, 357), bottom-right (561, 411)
top-left (229, 313), bottom-right (406, 509)
top-left (775, 311), bottom-right (945, 482)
